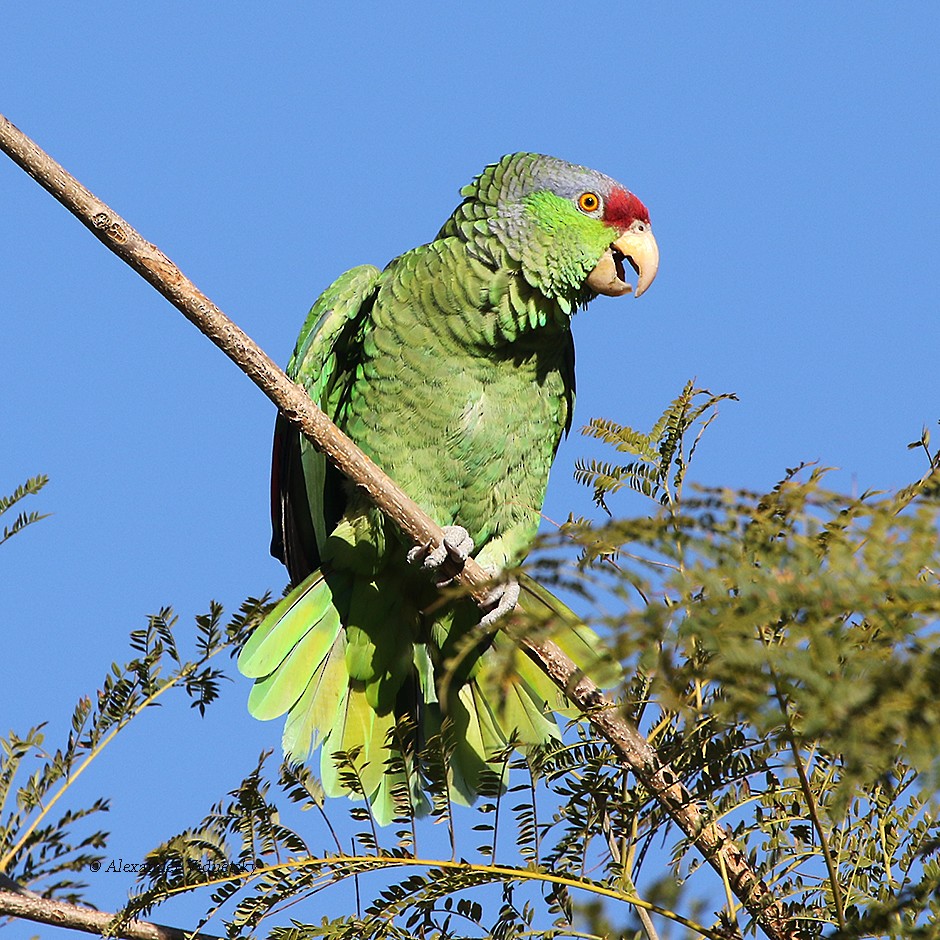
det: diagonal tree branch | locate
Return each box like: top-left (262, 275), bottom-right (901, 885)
top-left (0, 884), bottom-right (221, 940)
top-left (0, 112), bottom-right (798, 940)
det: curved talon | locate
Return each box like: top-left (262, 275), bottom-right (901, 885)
top-left (480, 577), bottom-right (520, 627)
top-left (406, 540), bottom-right (432, 566)
top-left (405, 542), bottom-right (431, 565)
top-left (407, 525), bottom-right (474, 588)
top-left (425, 526), bottom-right (473, 569)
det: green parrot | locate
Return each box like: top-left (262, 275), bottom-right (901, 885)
top-left (238, 152), bottom-right (658, 822)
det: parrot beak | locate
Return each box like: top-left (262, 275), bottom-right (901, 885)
top-left (587, 227), bottom-right (660, 298)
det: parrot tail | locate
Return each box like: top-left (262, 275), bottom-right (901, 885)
top-left (436, 573), bottom-right (616, 805)
top-left (237, 568), bottom-right (428, 825)
top-left (238, 570), bottom-right (615, 824)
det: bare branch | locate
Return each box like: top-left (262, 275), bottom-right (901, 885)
top-left (0, 113), bottom-right (798, 940)
top-left (0, 886), bottom-right (220, 940)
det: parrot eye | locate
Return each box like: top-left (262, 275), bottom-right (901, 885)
top-left (577, 192), bottom-right (601, 213)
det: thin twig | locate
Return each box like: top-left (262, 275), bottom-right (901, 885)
top-left (772, 676), bottom-right (846, 930)
top-left (0, 112), bottom-right (799, 940)
top-left (1, 665), bottom-right (205, 873)
top-left (601, 803), bottom-right (661, 940)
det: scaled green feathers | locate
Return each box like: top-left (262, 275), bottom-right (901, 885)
top-left (238, 153), bottom-right (658, 823)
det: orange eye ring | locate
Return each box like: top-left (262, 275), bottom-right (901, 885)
top-left (578, 192), bottom-right (601, 213)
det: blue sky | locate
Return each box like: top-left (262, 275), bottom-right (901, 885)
top-left (2, 3), bottom-right (938, 933)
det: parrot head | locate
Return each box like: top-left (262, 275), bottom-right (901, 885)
top-left (456, 152), bottom-right (659, 304)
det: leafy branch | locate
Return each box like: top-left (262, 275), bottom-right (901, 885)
top-left (0, 474), bottom-right (49, 547)
top-left (576, 381), bottom-right (737, 512)
top-left (117, 742), bottom-right (736, 939)
top-left (549, 445), bottom-right (940, 936)
top-left (130, 853), bottom-right (725, 939)
top-left (0, 597), bottom-right (268, 940)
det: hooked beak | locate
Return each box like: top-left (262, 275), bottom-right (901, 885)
top-left (586, 227), bottom-right (660, 298)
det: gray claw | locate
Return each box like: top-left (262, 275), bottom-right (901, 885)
top-left (408, 526), bottom-right (474, 587)
top-left (426, 526), bottom-right (473, 568)
top-left (480, 577), bottom-right (520, 627)
top-left (406, 540), bottom-right (431, 566)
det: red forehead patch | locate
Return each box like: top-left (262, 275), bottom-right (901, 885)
top-left (604, 186), bottom-right (650, 229)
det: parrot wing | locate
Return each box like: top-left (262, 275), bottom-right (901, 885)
top-left (270, 265), bottom-right (382, 583)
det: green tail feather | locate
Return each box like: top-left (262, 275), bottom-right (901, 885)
top-left (447, 681), bottom-right (510, 805)
top-left (321, 685), bottom-right (425, 827)
top-left (281, 628), bottom-right (347, 759)
top-left (246, 611), bottom-right (340, 721)
top-left (240, 570), bottom-right (347, 720)
top-left (237, 575), bottom-right (336, 679)
top-left (239, 567), bottom-right (618, 823)
top-left (514, 573), bottom-right (621, 696)
top-left (436, 573), bottom-right (616, 803)
top-left (239, 566), bottom-right (428, 825)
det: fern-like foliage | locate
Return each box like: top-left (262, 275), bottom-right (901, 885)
top-left (552, 391), bottom-right (940, 937)
top-left (58, 400), bottom-right (940, 935)
top-left (0, 474), bottom-right (49, 547)
top-left (5, 394), bottom-right (940, 939)
top-left (575, 381), bottom-right (737, 511)
top-left (0, 595), bottom-right (269, 903)
top-left (124, 738), bottom-right (712, 940)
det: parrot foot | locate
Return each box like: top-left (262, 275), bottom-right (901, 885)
top-left (479, 572), bottom-right (520, 627)
top-left (407, 525), bottom-right (474, 587)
